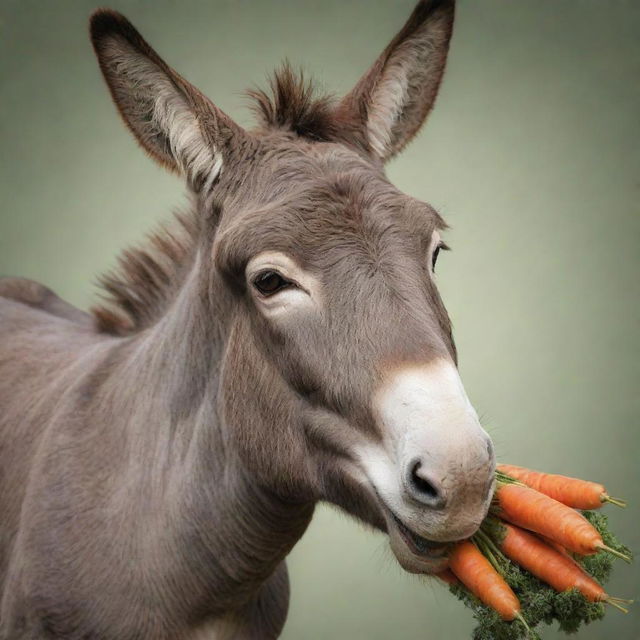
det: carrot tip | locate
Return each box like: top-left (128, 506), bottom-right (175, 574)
top-left (514, 612), bottom-right (533, 636)
top-left (597, 543), bottom-right (632, 564)
top-left (602, 494), bottom-right (627, 508)
top-left (605, 598), bottom-right (630, 614)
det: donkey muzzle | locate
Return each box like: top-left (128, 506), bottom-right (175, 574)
top-left (369, 358), bottom-right (496, 571)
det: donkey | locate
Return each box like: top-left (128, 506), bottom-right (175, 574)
top-left (0, 1), bottom-right (495, 638)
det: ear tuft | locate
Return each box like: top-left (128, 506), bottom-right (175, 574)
top-left (246, 63), bottom-right (338, 141)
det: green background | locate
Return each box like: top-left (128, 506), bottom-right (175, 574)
top-left (1, 1), bottom-right (638, 638)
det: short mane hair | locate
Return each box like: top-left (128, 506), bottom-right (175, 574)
top-left (246, 63), bottom-right (339, 141)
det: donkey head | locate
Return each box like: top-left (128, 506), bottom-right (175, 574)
top-left (91, 0), bottom-right (494, 574)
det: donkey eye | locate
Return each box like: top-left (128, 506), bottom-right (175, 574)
top-left (431, 242), bottom-right (449, 272)
top-left (431, 245), bottom-right (441, 271)
top-left (252, 270), bottom-right (291, 296)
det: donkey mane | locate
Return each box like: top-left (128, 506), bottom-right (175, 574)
top-left (92, 209), bottom-right (198, 335)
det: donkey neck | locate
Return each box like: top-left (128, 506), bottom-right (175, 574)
top-left (102, 250), bottom-right (314, 621)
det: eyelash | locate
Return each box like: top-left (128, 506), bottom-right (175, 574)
top-left (431, 242), bottom-right (449, 271)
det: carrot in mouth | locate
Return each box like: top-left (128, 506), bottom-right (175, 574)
top-left (448, 540), bottom-right (527, 626)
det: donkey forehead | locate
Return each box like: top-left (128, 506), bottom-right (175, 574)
top-left (264, 143), bottom-right (406, 204)
top-left (218, 180), bottom-right (443, 281)
top-left (222, 141), bottom-right (445, 249)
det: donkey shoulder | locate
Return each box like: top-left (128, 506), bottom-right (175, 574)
top-left (0, 276), bottom-right (94, 327)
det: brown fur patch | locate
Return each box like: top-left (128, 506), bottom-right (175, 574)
top-left (246, 63), bottom-right (338, 141)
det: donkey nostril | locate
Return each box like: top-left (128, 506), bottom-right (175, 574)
top-left (411, 462), bottom-right (438, 498)
top-left (486, 438), bottom-right (494, 460)
top-left (407, 460), bottom-right (446, 509)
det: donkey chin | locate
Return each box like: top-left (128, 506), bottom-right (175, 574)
top-left (384, 485), bottom-right (494, 575)
top-left (363, 360), bottom-right (496, 574)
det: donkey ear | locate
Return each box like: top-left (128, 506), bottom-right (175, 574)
top-left (90, 10), bottom-right (243, 190)
top-left (337, 0), bottom-right (455, 162)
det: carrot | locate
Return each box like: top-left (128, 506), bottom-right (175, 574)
top-left (496, 523), bottom-right (630, 611)
top-left (498, 464), bottom-right (626, 509)
top-left (536, 533), bottom-right (579, 561)
top-left (496, 483), bottom-right (631, 562)
top-left (448, 540), bottom-right (523, 622)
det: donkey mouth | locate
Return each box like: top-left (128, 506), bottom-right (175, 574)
top-left (389, 511), bottom-right (449, 558)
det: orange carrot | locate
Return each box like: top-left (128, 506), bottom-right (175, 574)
top-left (536, 533), bottom-right (579, 561)
top-left (496, 483), bottom-right (630, 562)
top-left (448, 540), bottom-right (522, 621)
top-left (496, 523), bottom-right (632, 613)
top-left (498, 464), bottom-right (626, 509)
top-left (499, 523), bottom-right (603, 600)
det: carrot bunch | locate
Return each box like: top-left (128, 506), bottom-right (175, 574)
top-left (438, 465), bottom-right (632, 639)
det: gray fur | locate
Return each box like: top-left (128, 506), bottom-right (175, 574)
top-left (0, 2), bottom-right (493, 639)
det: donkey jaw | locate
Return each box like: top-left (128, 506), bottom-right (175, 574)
top-left (384, 505), bottom-right (451, 574)
top-left (390, 511), bottom-right (449, 557)
top-left (382, 500), bottom-right (484, 574)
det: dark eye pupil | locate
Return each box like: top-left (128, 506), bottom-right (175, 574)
top-left (253, 270), bottom-right (289, 295)
top-left (432, 246), bottom-right (441, 271)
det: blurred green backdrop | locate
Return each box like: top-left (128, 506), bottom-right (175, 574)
top-left (1, 1), bottom-right (638, 638)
